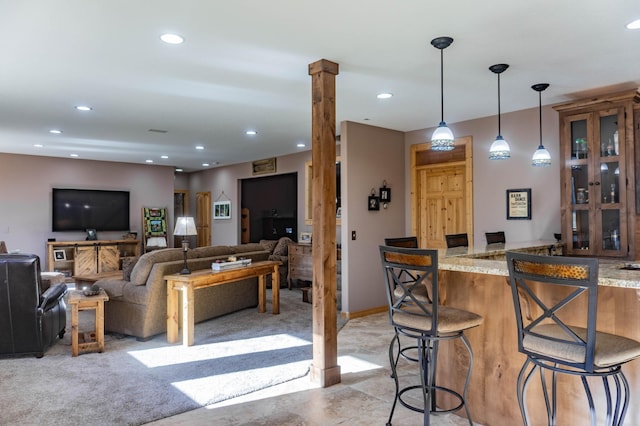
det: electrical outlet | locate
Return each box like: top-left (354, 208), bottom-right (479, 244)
top-left (352, 230), bottom-right (356, 240)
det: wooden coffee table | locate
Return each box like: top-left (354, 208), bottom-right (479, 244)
top-left (67, 289), bottom-right (109, 357)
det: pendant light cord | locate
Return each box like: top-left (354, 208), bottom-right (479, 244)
top-left (538, 90), bottom-right (543, 146)
top-left (440, 48), bottom-right (444, 123)
top-left (497, 73), bottom-right (501, 136)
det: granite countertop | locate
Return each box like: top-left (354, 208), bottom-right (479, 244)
top-left (438, 240), bottom-right (640, 289)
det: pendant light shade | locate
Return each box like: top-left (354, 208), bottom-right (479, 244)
top-left (488, 64), bottom-right (511, 160)
top-left (531, 83), bottom-right (551, 167)
top-left (430, 36), bottom-right (455, 151)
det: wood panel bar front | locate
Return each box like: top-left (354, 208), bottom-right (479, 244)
top-left (436, 268), bottom-right (640, 425)
top-left (165, 260), bottom-right (281, 346)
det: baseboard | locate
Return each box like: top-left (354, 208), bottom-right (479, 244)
top-left (342, 305), bottom-right (387, 320)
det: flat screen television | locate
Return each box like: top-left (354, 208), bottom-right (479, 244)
top-left (52, 188), bottom-right (130, 232)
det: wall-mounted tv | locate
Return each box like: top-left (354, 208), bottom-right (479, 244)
top-left (52, 188), bottom-right (130, 232)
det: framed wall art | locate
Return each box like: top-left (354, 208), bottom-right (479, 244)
top-left (213, 200), bottom-right (231, 219)
top-left (506, 188), bottom-right (531, 220)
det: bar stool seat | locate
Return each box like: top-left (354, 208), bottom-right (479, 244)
top-left (506, 251), bottom-right (640, 426)
top-left (380, 245), bottom-right (483, 426)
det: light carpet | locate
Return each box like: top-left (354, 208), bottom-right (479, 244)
top-left (0, 288), bottom-right (341, 425)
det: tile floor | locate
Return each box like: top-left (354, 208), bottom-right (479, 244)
top-left (148, 307), bottom-right (480, 426)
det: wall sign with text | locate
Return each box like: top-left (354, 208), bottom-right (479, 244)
top-left (506, 188), bottom-right (531, 220)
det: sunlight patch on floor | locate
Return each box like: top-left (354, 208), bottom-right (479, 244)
top-left (171, 360), bottom-right (312, 406)
top-left (127, 334), bottom-right (311, 368)
top-left (338, 355), bottom-right (383, 373)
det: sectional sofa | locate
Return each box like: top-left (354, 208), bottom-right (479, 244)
top-left (95, 243), bottom-right (270, 340)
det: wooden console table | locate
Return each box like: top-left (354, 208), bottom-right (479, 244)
top-left (165, 260), bottom-right (281, 346)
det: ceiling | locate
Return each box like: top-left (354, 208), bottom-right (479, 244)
top-left (1, 1), bottom-right (639, 172)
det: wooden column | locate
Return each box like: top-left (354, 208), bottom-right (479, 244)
top-left (308, 59), bottom-right (340, 387)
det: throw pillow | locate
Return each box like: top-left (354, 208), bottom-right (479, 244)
top-left (273, 237), bottom-right (293, 257)
top-left (259, 239), bottom-right (278, 254)
top-left (122, 256), bottom-right (139, 281)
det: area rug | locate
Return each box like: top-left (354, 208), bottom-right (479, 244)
top-left (0, 288), bottom-right (340, 425)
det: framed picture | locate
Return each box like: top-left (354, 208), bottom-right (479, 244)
top-left (379, 187), bottom-right (391, 203)
top-left (214, 200), bottom-right (231, 219)
top-left (53, 249), bottom-right (66, 261)
top-left (368, 195), bottom-right (380, 211)
top-left (506, 188), bottom-right (532, 220)
top-left (299, 232), bottom-right (312, 243)
top-left (252, 157), bottom-right (277, 175)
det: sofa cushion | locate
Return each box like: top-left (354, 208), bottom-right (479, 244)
top-left (259, 239), bottom-right (278, 254)
top-left (233, 243), bottom-right (267, 254)
top-left (122, 256), bottom-right (139, 281)
top-left (97, 279), bottom-right (128, 298)
top-left (273, 237), bottom-right (293, 257)
top-left (129, 248), bottom-right (183, 285)
top-left (190, 246), bottom-right (233, 258)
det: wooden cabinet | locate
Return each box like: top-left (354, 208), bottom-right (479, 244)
top-left (288, 243), bottom-right (312, 289)
top-left (555, 90), bottom-right (640, 258)
top-left (46, 239), bottom-right (140, 279)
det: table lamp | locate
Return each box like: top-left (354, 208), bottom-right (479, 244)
top-left (173, 217), bottom-right (197, 274)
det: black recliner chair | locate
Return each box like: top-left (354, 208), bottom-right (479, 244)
top-left (0, 254), bottom-right (67, 357)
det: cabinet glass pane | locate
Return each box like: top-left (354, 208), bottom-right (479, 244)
top-left (571, 119), bottom-right (588, 159)
top-left (601, 209), bottom-right (621, 251)
top-left (599, 114), bottom-right (619, 157)
top-left (571, 165), bottom-right (589, 204)
top-left (572, 210), bottom-right (590, 250)
top-left (599, 161), bottom-right (620, 203)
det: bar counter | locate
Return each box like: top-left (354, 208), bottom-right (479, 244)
top-left (433, 240), bottom-right (640, 425)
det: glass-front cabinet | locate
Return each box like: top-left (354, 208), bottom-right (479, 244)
top-left (556, 91), bottom-right (639, 258)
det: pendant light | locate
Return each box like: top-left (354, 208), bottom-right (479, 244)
top-left (531, 83), bottom-right (551, 167)
top-left (430, 36), bottom-right (455, 151)
top-left (488, 64), bottom-right (511, 160)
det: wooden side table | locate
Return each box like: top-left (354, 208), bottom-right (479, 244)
top-left (67, 289), bottom-right (109, 357)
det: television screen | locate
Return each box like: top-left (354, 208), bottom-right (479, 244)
top-left (52, 188), bottom-right (130, 232)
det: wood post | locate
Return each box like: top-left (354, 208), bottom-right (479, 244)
top-left (308, 59), bottom-right (341, 387)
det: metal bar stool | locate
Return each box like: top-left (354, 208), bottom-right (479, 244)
top-left (506, 251), bottom-right (640, 425)
top-left (380, 245), bottom-right (483, 425)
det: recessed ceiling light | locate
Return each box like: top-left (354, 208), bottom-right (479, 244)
top-left (70, 153), bottom-right (79, 157)
top-left (161, 155), bottom-right (169, 159)
top-left (160, 33), bottom-right (184, 44)
top-left (245, 130), bottom-right (257, 136)
top-left (626, 19), bottom-right (640, 29)
top-left (195, 145), bottom-right (205, 150)
top-left (49, 129), bottom-right (62, 134)
top-left (75, 105), bottom-right (92, 111)
top-left (377, 93), bottom-right (393, 99)
top-left (202, 163), bottom-right (210, 167)
top-left (297, 143), bottom-right (306, 148)
top-left (145, 159), bottom-right (154, 163)
top-left (34, 144), bottom-right (43, 148)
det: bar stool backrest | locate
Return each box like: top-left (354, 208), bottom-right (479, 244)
top-left (384, 236), bottom-right (418, 248)
top-left (380, 245), bottom-right (438, 335)
top-left (506, 251), bottom-right (599, 372)
top-left (485, 231), bottom-right (506, 244)
top-left (445, 233), bottom-right (468, 248)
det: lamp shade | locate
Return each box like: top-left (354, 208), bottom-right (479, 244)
top-left (488, 136), bottom-right (511, 160)
top-left (431, 122), bottom-right (455, 151)
top-left (532, 145), bottom-right (552, 167)
top-left (173, 217), bottom-right (197, 236)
